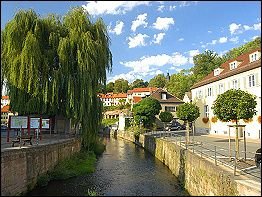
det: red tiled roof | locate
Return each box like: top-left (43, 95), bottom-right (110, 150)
top-left (2, 95), bottom-right (9, 100)
top-left (133, 96), bottom-right (142, 104)
top-left (99, 93), bottom-right (127, 99)
top-left (131, 87), bottom-right (158, 93)
top-left (1, 105), bottom-right (10, 113)
top-left (191, 48), bottom-right (261, 89)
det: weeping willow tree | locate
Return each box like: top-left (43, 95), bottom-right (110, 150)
top-left (1, 7), bottom-right (112, 149)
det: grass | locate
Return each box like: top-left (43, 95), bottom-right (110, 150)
top-left (50, 150), bottom-right (97, 180)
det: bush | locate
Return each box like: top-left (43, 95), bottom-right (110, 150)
top-left (159, 111), bottom-right (173, 123)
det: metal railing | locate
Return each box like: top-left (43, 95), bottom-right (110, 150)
top-left (146, 130), bottom-right (261, 181)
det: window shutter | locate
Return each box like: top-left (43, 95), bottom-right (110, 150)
top-left (228, 81), bottom-right (231, 90)
top-left (212, 87), bottom-right (214, 96)
top-left (205, 88), bottom-right (207, 97)
top-left (237, 79), bottom-right (240, 89)
top-left (255, 73), bottom-right (260, 86)
top-left (243, 77), bottom-right (246, 89)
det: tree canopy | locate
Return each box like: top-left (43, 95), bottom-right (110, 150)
top-left (148, 74), bottom-right (167, 88)
top-left (159, 111), bottom-right (173, 123)
top-left (176, 102), bottom-right (200, 122)
top-left (113, 78), bottom-right (129, 93)
top-left (1, 7), bottom-right (112, 149)
top-left (132, 97), bottom-right (161, 128)
top-left (212, 89), bottom-right (257, 122)
top-left (131, 79), bottom-right (148, 89)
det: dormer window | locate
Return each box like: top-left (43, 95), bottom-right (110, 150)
top-left (249, 51), bottom-right (260, 63)
top-left (161, 92), bottom-right (167, 100)
top-left (230, 62), bottom-right (237, 70)
top-left (214, 68), bottom-right (223, 76)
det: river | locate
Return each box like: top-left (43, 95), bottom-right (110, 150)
top-left (27, 136), bottom-right (189, 196)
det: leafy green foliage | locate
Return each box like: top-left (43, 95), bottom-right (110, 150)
top-left (132, 97), bottom-right (161, 128)
top-left (131, 79), bottom-right (148, 89)
top-left (166, 71), bottom-right (196, 99)
top-left (176, 102), bottom-right (200, 122)
top-left (1, 8), bottom-right (112, 149)
top-left (106, 82), bottom-right (114, 92)
top-left (159, 111), bottom-right (173, 122)
top-left (113, 78), bottom-right (129, 93)
top-left (148, 74), bottom-right (167, 88)
top-left (101, 118), bottom-right (118, 126)
top-left (212, 89), bottom-right (257, 122)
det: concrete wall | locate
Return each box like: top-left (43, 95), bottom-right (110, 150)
top-left (1, 138), bottom-right (81, 196)
top-left (117, 131), bottom-right (261, 196)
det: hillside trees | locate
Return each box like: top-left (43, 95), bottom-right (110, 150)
top-left (113, 78), bottom-right (129, 93)
top-left (148, 74), bottom-right (167, 88)
top-left (1, 8), bottom-right (112, 149)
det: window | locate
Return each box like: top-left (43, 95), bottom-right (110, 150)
top-left (161, 93), bottom-right (167, 100)
top-left (197, 90), bottom-right (202, 99)
top-left (218, 83), bottom-right (224, 94)
top-left (207, 87), bottom-right (212, 96)
top-left (165, 106), bottom-right (176, 112)
top-left (248, 74), bottom-right (255, 87)
top-left (250, 53), bottom-right (257, 62)
top-left (204, 105), bottom-right (209, 118)
top-left (232, 79), bottom-right (238, 89)
top-left (230, 62), bottom-right (237, 70)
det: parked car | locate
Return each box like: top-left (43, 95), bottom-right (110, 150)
top-left (255, 148), bottom-right (261, 168)
top-left (165, 121), bottom-right (186, 131)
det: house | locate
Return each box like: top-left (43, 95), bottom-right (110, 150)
top-left (183, 92), bottom-right (192, 103)
top-left (190, 48), bottom-right (261, 139)
top-left (127, 87), bottom-right (158, 108)
top-left (1, 95), bottom-right (10, 108)
top-left (99, 92), bottom-right (128, 106)
top-left (1, 105), bottom-right (17, 125)
top-left (150, 88), bottom-right (184, 118)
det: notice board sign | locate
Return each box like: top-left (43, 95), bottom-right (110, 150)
top-left (10, 116), bottom-right (28, 128)
top-left (30, 118), bottom-right (40, 129)
top-left (42, 119), bottom-right (50, 129)
top-left (30, 118), bottom-right (50, 129)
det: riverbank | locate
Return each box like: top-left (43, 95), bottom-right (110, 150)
top-left (116, 131), bottom-right (261, 196)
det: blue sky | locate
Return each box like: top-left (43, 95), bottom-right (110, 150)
top-left (1, 1), bottom-right (261, 84)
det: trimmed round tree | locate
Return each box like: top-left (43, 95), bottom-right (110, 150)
top-left (212, 89), bottom-right (257, 159)
top-left (159, 111), bottom-right (173, 129)
top-left (176, 102), bottom-right (200, 146)
top-left (132, 97), bottom-right (161, 129)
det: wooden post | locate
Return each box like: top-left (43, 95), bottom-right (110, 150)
top-left (28, 116), bottom-right (30, 137)
top-left (40, 116), bottom-right (42, 140)
top-left (228, 126), bottom-right (231, 161)
top-left (7, 116), bottom-right (11, 142)
top-left (243, 126), bottom-right (246, 161)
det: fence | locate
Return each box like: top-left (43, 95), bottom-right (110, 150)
top-left (145, 130), bottom-right (261, 182)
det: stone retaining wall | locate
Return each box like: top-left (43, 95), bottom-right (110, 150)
top-left (117, 131), bottom-right (261, 196)
top-left (1, 138), bottom-right (81, 196)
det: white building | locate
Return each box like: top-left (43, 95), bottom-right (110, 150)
top-left (98, 92), bottom-right (128, 106)
top-left (1, 95), bottom-right (10, 108)
top-left (191, 48), bottom-right (261, 139)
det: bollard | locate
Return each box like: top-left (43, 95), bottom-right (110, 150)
top-left (214, 146), bottom-right (217, 166)
top-left (234, 150), bottom-right (237, 176)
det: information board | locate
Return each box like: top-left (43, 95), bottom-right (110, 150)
top-left (10, 116), bottom-right (28, 128)
top-left (30, 118), bottom-right (40, 129)
top-left (42, 119), bottom-right (50, 129)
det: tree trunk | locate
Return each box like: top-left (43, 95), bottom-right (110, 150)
top-left (235, 120), bottom-right (239, 159)
top-left (186, 121), bottom-right (190, 146)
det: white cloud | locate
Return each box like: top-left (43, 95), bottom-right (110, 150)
top-left (179, 1), bottom-right (198, 7)
top-left (178, 38), bottom-right (184, 41)
top-left (152, 17), bottom-right (175, 31)
top-left (169, 5), bottom-right (176, 11)
top-left (208, 30), bottom-right (212, 33)
top-left (229, 36), bottom-right (239, 44)
top-left (229, 23), bottom-right (242, 35)
top-left (151, 33), bottom-right (165, 44)
top-left (149, 70), bottom-right (163, 76)
top-left (108, 72), bottom-right (141, 83)
top-left (82, 1), bottom-right (151, 15)
top-left (252, 35), bottom-right (259, 40)
top-left (127, 33), bottom-right (149, 48)
top-left (188, 49), bottom-right (200, 64)
top-left (157, 5), bottom-right (165, 12)
top-left (219, 37), bottom-right (228, 43)
top-left (108, 21), bottom-right (124, 35)
top-left (229, 22), bottom-right (261, 35)
top-left (131, 13), bottom-right (148, 32)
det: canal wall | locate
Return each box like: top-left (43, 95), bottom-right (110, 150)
top-left (1, 138), bottom-right (81, 196)
top-left (117, 131), bottom-right (261, 196)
